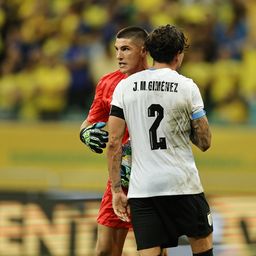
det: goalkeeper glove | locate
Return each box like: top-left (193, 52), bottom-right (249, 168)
top-left (120, 164), bottom-right (131, 188)
top-left (80, 122), bottom-right (108, 154)
top-left (120, 140), bottom-right (132, 188)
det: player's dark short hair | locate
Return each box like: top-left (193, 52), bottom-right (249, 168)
top-left (116, 26), bottom-right (148, 44)
top-left (145, 24), bottom-right (189, 63)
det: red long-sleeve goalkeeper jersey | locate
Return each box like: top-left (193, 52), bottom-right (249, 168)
top-left (87, 70), bottom-right (129, 142)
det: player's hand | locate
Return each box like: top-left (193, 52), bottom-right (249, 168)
top-left (80, 122), bottom-right (108, 154)
top-left (160, 248), bottom-right (168, 256)
top-left (112, 192), bottom-right (130, 222)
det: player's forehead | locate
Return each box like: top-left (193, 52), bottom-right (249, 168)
top-left (114, 37), bottom-right (141, 49)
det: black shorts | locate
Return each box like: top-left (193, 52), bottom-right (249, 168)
top-left (128, 193), bottom-right (213, 250)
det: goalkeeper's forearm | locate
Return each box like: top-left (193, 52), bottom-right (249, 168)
top-left (80, 119), bottom-right (91, 131)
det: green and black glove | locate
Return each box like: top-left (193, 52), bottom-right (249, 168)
top-left (80, 122), bottom-right (108, 154)
top-left (120, 140), bottom-right (132, 188)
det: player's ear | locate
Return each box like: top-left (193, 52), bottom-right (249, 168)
top-left (176, 52), bottom-right (184, 68)
top-left (141, 46), bottom-right (147, 57)
top-left (173, 52), bottom-right (181, 63)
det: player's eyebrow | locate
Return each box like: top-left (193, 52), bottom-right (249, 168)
top-left (115, 45), bottom-right (131, 50)
top-left (120, 45), bottom-right (130, 49)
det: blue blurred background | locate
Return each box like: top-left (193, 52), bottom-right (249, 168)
top-left (0, 0), bottom-right (256, 255)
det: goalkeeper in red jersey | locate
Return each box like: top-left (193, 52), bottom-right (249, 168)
top-left (80, 27), bottom-right (169, 256)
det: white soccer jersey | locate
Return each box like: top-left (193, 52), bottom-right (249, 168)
top-left (111, 68), bottom-right (205, 198)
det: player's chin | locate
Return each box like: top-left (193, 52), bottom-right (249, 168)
top-left (119, 66), bottom-right (129, 74)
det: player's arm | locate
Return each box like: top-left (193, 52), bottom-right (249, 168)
top-left (107, 113), bottom-right (126, 193)
top-left (79, 77), bottom-right (108, 154)
top-left (79, 119), bottom-right (108, 154)
top-left (190, 114), bottom-right (211, 152)
top-left (107, 106), bottom-right (130, 221)
top-left (190, 82), bottom-right (211, 152)
top-left (80, 119), bottom-right (91, 130)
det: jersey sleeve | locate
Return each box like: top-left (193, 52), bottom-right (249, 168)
top-left (190, 82), bottom-right (206, 120)
top-left (87, 77), bottom-right (108, 123)
top-left (111, 80), bottom-right (124, 109)
top-left (110, 80), bottom-right (130, 144)
top-left (87, 71), bottom-right (126, 124)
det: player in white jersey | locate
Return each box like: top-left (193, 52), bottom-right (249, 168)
top-left (107, 24), bottom-right (213, 256)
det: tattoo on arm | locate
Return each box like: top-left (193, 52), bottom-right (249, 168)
top-left (108, 141), bottom-right (123, 193)
top-left (107, 116), bottom-right (126, 193)
top-left (190, 116), bottom-right (211, 151)
top-left (113, 181), bottom-right (122, 193)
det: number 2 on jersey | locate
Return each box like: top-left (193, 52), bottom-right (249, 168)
top-left (148, 104), bottom-right (167, 150)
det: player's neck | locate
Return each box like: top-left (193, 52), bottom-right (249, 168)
top-left (152, 62), bottom-right (177, 71)
top-left (126, 61), bottom-right (148, 76)
top-left (152, 52), bottom-right (182, 71)
top-left (140, 59), bottom-right (149, 72)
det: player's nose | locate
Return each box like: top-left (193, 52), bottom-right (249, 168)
top-left (116, 50), bottom-right (123, 60)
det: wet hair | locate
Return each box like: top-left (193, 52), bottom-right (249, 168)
top-left (145, 24), bottom-right (189, 63)
top-left (116, 26), bottom-right (148, 44)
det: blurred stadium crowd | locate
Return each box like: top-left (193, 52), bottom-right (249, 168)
top-left (0, 0), bottom-right (256, 124)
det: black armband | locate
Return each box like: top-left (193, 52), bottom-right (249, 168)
top-left (110, 105), bottom-right (125, 119)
